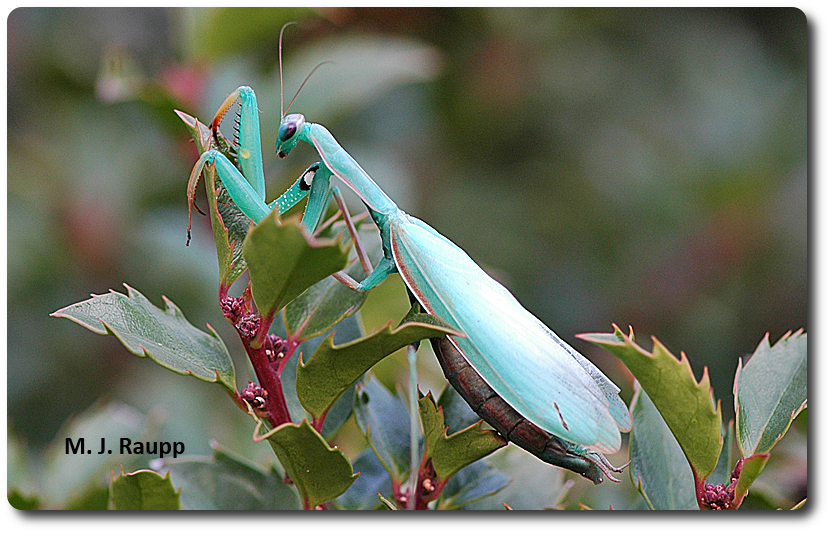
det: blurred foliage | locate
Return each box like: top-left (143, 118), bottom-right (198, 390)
top-left (7, 7), bottom-right (807, 509)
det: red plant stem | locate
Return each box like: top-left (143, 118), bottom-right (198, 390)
top-left (694, 473), bottom-right (708, 510)
top-left (220, 284), bottom-right (294, 427)
top-left (394, 456), bottom-right (447, 510)
top-left (244, 335), bottom-right (292, 427)
top-left (414, 461), bottom-right (447, 510)
top-left (250, 307), bottom-right (277, 350)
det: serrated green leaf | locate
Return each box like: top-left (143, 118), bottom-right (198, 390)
top-left (278, 315), bottom-right (364, 439)
top-left (579, 325), bottom-right (722, 481)
top-left (734, 453), bottom-right (770, 504)
top-left (296, 313), bottom-right (459, 420)
top-left (336, 447), bottom-right (394, 510)
top-left (735, 330), bottom-right (807, 457)
top-left (419, 393), bottom-right (443, 463)
top-left (156, 447), bottom-right (301, 510)
top-left (629, 384), bottom-right (697, 510)
top-left (284, 224), bottom-right (380, 341)
top-left (462, 446), bottom-right (568, 510)
top-left (52, 285), bottom-right (236, 394)
top-left (418, 393), bottom-right (506, 481)
top-left (284, 259), bottom-right (367, 341)
top-left (263, 419), bottom-right (358, 509)
top-left (432, 422), bottom-right (506, 483)
top-left (354, 376), bottom-right (413, 483)
top-left (110, 469), bottom-right (180, 510)
top-left (439, 460), bottom-right (510, 510)
top-left (244, 210), bottom-right (350, 319)
top-left (437, 383), bottom-right (481, 436)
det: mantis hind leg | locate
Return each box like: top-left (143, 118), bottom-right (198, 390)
top-left (301, 171), bottom-right (397, 293)
top-left (332, 256), bottom-right (397, 292)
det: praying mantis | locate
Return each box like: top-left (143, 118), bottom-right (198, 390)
top-left (186, 38), bottom-right (632, 485)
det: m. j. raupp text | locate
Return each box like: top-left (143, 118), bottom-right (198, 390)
top-left (65, 437), bottom-right (185, 458)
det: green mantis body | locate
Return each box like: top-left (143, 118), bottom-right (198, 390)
top-left (188, 85), bottom-right (631, 483)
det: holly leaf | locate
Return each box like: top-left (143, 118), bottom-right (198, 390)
top-left (262, 420), bottom-right (358, 509)
top-left (155, 446), bottom-right (300, 510)
top-left (244, 210), bottom-right (350, 319)
top-left (418, 392), bottom-right (506, 482)
top-left (109, 469), bottom-right (180, 510)
top-left (283, 258), bottom-right (367, 341)
top-left (284, 223), bottom-right (380, 341)
top-left (51, 285), bottom-right (236, 394)
top-left (578, 325), bottom-right (722, 482)
top-left (734, 330), bottom-right (807, 457)
top-left (734, 453), bottom-right (770, 504)
top-left (296, 313), bottom-right (459, 421)
top-left (628, 384), bottom-right (697, 510)
top-left (353, 376), bottom-right (413, 484)
top-left (277, 315), bottom-right (364, 440)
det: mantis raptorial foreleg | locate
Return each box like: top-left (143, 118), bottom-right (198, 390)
top-left (187, 149), bottom-right (324, 242)
top-left (188, 85), bottom-right (387, 293)
top-left (188, 85), bottom-right (322, 229)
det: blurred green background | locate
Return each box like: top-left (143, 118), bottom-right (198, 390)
top-left (7, 7), bottom-right (807, 508)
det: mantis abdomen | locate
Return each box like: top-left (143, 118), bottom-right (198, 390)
top-left (430, 336), bottom-right (611, 484)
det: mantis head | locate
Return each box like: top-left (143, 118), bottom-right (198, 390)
top-left (276, 113), bottom-right (305, 158)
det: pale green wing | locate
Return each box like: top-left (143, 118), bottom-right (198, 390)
top-left (389, 212), bottom-right (630, 453)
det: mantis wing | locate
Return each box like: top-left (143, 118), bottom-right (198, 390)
top-left (389, 212), bottom-right (631, 454)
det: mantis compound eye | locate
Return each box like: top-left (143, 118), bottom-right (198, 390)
top-left (278, 113), bottom-right (305, 142)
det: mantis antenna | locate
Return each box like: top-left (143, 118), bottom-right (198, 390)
top-left (285, 61), bottom-right (334, 116)
top-left (278, 21), bottom-right (297, 118)
top-left (278, 21), bottom-right (334, 118)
